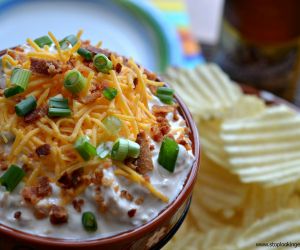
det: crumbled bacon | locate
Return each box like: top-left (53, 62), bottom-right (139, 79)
top-left (94, 188), bottom-right (107, 213)
top-left (24, 105), bottom-right (48, 123)
top-left (34, 205), bottom-right (50, 219)
top-left (36, 144), bottom-right (51, 157)
top-left (22, 176), bottom-right (52, 205)
top-left (49, 205), bottom-right (68, 225)
top-left (58, 168), bottom-right (84, 189)
top-left (127, 209), bottom-right (137, 218)
top-left (120, 190), bottom-right (133, 202)
top-left (102, 177), bottom-right (114, 187)
top-left (152, 105), bottom-right (174, 117)
top-left (144, 69), bottom-right (158, 81)
top-left (84, 46), bottom-right (112, 59)
top-left (91, 169), bottom-right (103, 185)
top-left (135, 197), bottom-right (144, 205)
top-left (177, 134), bottom-right (192, 151)
top-left (72, 199), bottom-right (84, 213)
top-left (0, 161), bottom-right (8, 171)
top-left (14, 211), bottom-right (22, 220)
top-left (30, 58), bottom-right (62, 76)
top-left (150, 116), bottom-right (171, 142)
top-left (133, 78), bottom-right (138, 88)
top-left (149, 144), bottom-right (155, 151)
top-left (173, 108), bottom-right (179, 121)
top-left (135, 131), bottom-right (154, 175)
top-left (115, 63), bottom-right (122, 74)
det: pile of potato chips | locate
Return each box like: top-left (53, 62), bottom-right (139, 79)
top-left (163, 64), bottom-right (300, 250)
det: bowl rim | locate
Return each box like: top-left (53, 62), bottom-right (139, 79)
top-left (0, 48), bottom-right (201, 247)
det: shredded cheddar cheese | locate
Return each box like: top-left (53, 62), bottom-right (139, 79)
top-left (0, 31), bottom-right (169, 203)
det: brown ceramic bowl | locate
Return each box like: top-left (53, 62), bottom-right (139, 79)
top-left (0, 49), bottom-right (201, 250)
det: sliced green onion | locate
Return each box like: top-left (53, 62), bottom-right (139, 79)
top-left (102, 116), bottom-right (122, 135)
top-left (93, 54), bottom-right (113, 73)
top-left (64, 69), bottom-right (86, 94)
top-left (157, 87), bottom-right (174, 96)
top-left (59, 34), bottom-right (78, 50)
top-left (48, 108), bottom-right (71, 117)
top-left (15, 96), bottom-right (37, 116)
top-left (4, 86), bottom-right (24, 98)
top-left (10, 68), bottom-right (31, 90)
top-left (77, 48), bottom-right (93, 61)
top-left (49, 96), bottom-right (69, 109)
top-left (96, 142), bottom-right (113, 159)
top-left (34, 35), bottom-right (53, 48)
top-left (82, 211), bottom-right (97, 232)
top-left (158, 137), bottom-right (179, 173)
top-left (156, 94), bottom-right (174, 105)
top-left (103, 87), bottom-right (118, 101)
top-left (111, 138), bottom-right (129, 161)
top-left (127, 141), bottom-right (140, 158)
top-left (156, 87), bottom-right (174, 104)
top-left (74, 136), bottom-right (97, 161)
top-left (0, 165), bottom-right (25, 192)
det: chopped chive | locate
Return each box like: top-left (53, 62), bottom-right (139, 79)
top-left (93, 54), bottom-right (113, 73)
top-left (59, 34), bottom-right (78, 50)
top-left (34, 35), bottom-right (53, 48)
top-left (0, 165), bottom-right (25, 192)
top-left (74, 136), bottom-right (97, 161)
top-left (103, 87), bottom-right (118, 101)
top-left (10, 68), bottom-right (31, 90)
top-left (156, 94), bottom-right (174, 105)
top-left (64, 69), bottom-right (86, 94)
top-left (82, 211), bottom-right (97, 232)
top-left (77, 48), bottom-right (93, 61)
top-left (156, 87), bottom-right (174, 104)
top-left (15, 96), bottom-right (37, 116)
top-left (48, 108), bottom-right (71, 117)
top-left (49, 96), bottom-right (69, 109)
top-left (111, 139), bottom-right (140, 161)
top-left (102, 116), bottom-right (122, 135)
top-left (4, 86), bottom-right (24, 98)
top-left (157, 87), bottom-right (174, 96)
top-left (158, 137), bottom-right (179, 173)
top-left (127, 140), bottom-right (140, 158)
top-left (96, 142), bottom-right (113, 159)
top-left (111, 138), bottom-right (129, 161)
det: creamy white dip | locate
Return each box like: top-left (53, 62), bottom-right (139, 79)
top-left (0, 93), bottom-right (195, 239)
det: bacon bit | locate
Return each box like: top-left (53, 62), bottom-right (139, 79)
top-left (80, 83), bottom-right (108, 104)
top-left (58, 168), bottom-right (84, 189)
top-left (113, 185), bottom-right (119, 193)
top-left (127, 209), bottom-right (137, 218)
top-left (133, 78), bottom-right (138, 88)
top-left (36, 144), bottom-right (51, 157)
top-left (34, 205), bottom-right (50, 219)
top-left (143, 175), bottom-right (150, 183)
top-left (177, 134), bottom-right (192, 151)
top-left (173, 108), bottom-right (179, 121)
top-left (150, 117), bottom-right (171, 142)
top-left (135, 197), bottom-right (144, 205)
top-left (144, 69), bottom-right (158, 81)
top-left (0, 161), bottom-right (8, 171)
top-left (21, 164), bottom-right (31, 173)
top-left (85, 46), bottom-right (112, 59)
top-left (22, 176), bottom-right (52, 205)
top-left (91, 169), bottom-right (103, 185)
top-left (120, 190), bottom-right (134, 202)
top-left (72, 199), bottom-right (84, 213)
top-left (149, 144), bottom-right (155, 151)
top-left (102, 177), bottom-right (114, 187)
top-left (14, 211), bottom-right (22, 220)
top-left (30, 58), bottom-right (62, 76)
top-left (49, 205), bottom-right (68, 225)
top-left (148, 85), bottom-right (157, 95)
top-left (24, 106), bottom-right (48, 123)
top-left (135, 131), bottom-right (154, 175)
top-left (115, 63), bottom-right (122, 74)
top-left (94, 188), bottom-right (107, 213)
top-left (152, 105), bottom-right (174, 117)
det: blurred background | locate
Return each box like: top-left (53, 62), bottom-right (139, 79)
top-left (1, 0), bottom-right (299, 104)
